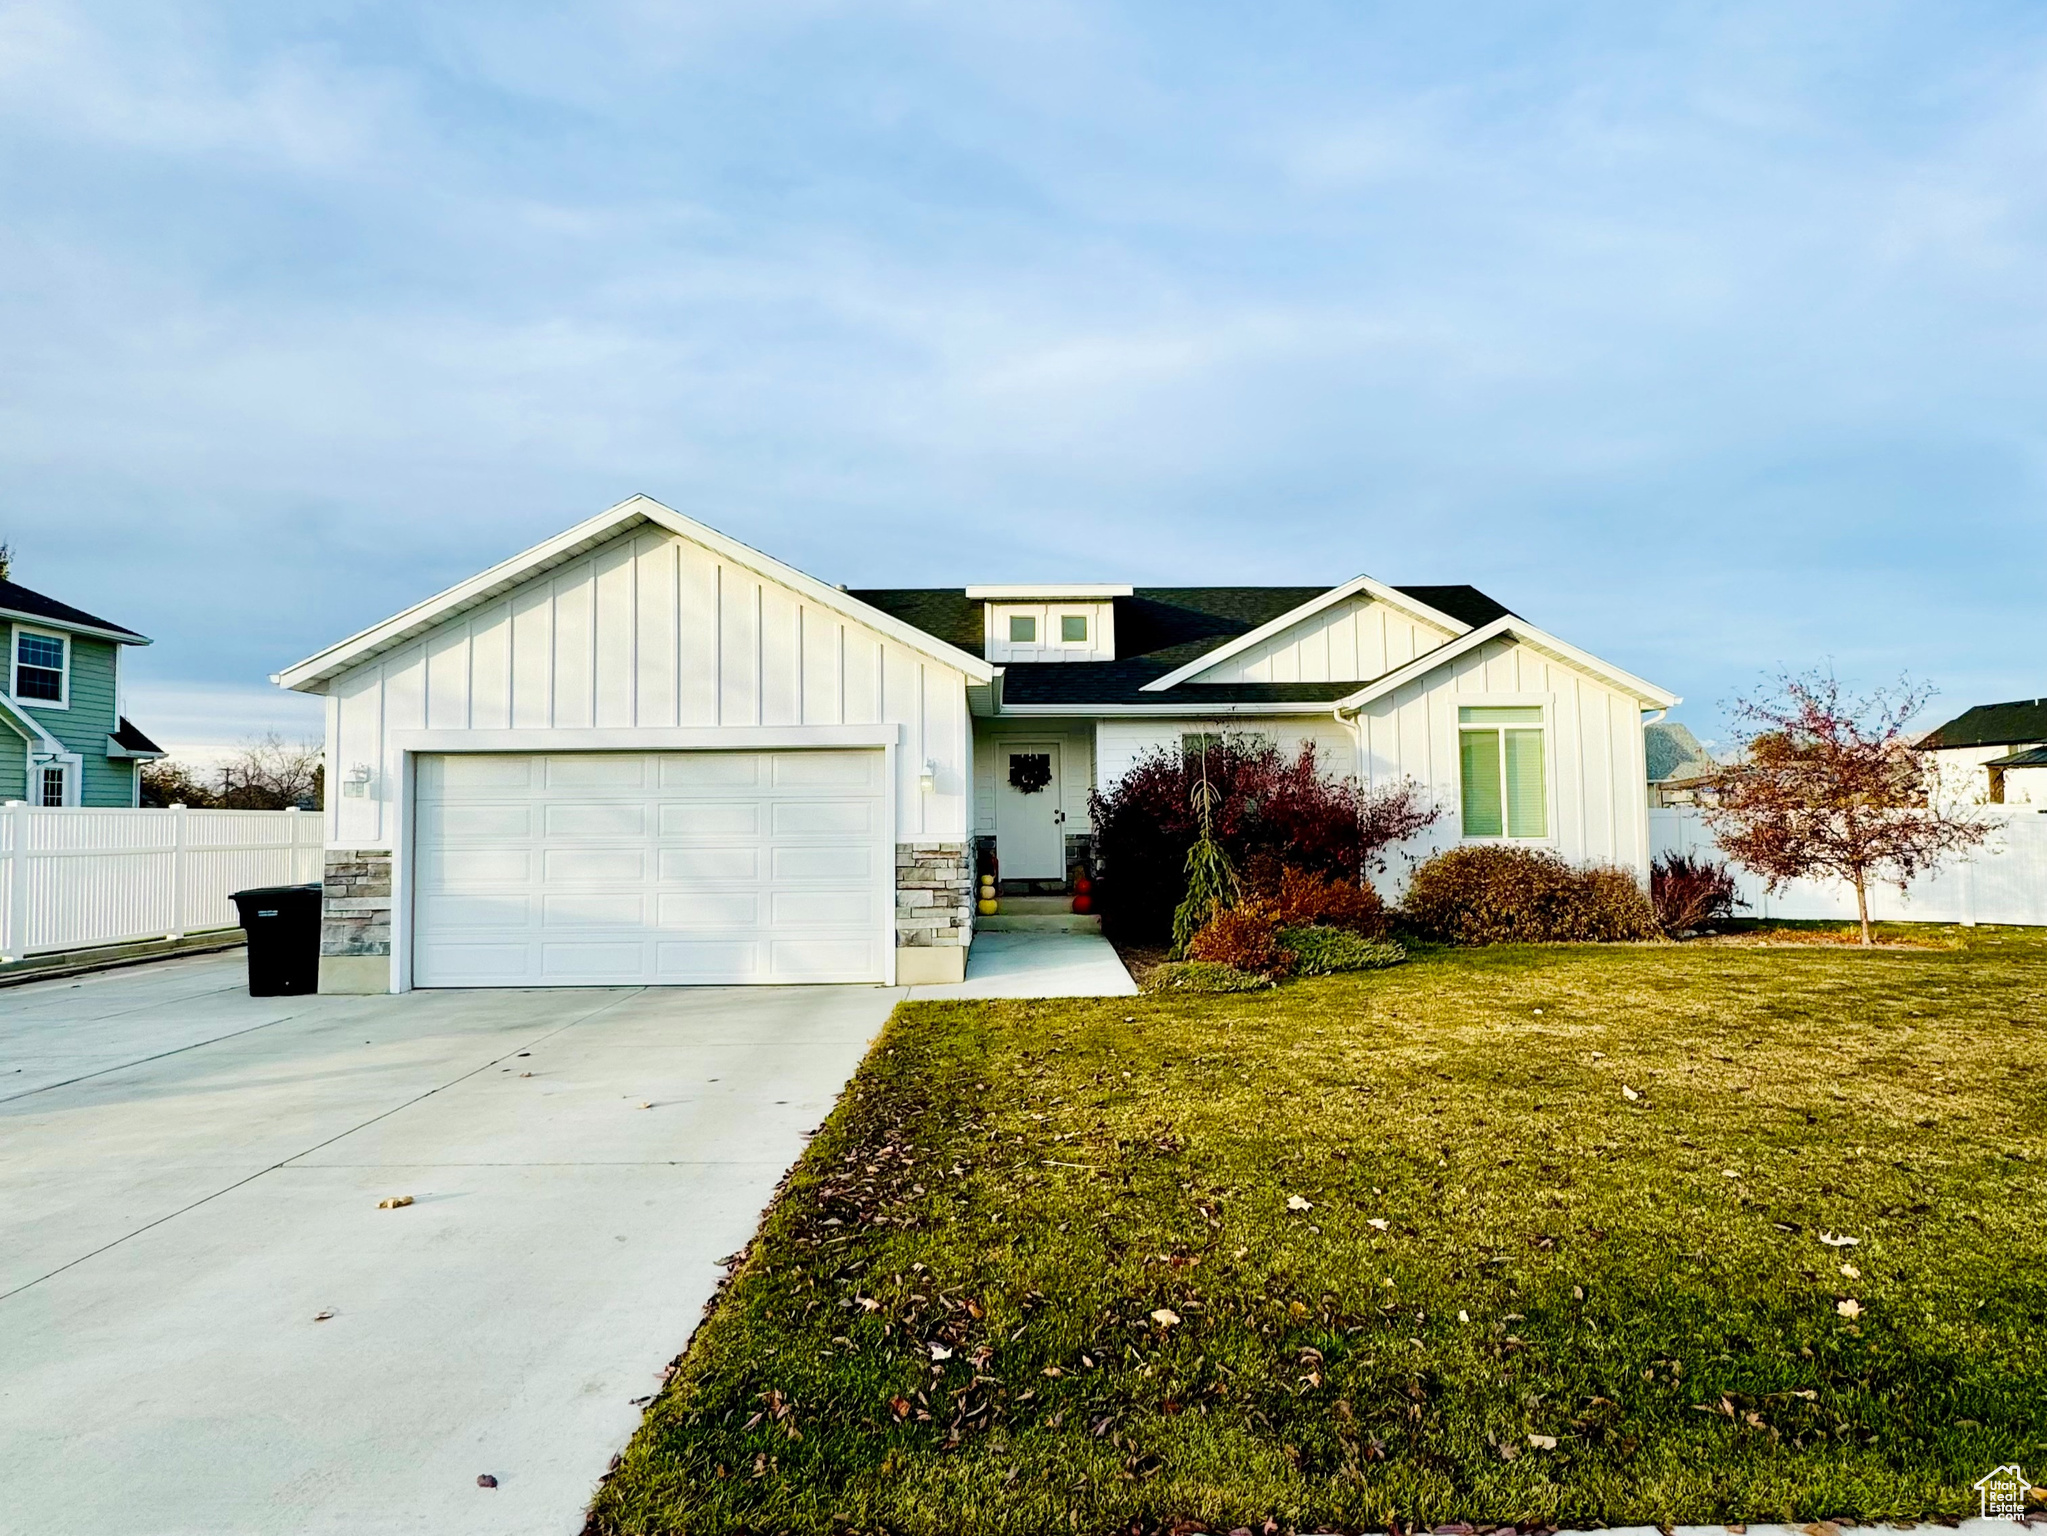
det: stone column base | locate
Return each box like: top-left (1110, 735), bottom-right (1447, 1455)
top-left (895, 946), bottom-right (967, 985)
top-left (319, 955), bottom-right (391, 994)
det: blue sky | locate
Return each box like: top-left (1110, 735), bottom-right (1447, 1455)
top-left (2, 2), bottom-right (2042, 753)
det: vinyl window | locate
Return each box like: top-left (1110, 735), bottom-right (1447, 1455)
top-left (1459, 706), bottom-right (1547, 838)
top-left (37, 764), bottom-right (66, 807)
top-left (1059, 614), bottom-right (1089, 644)
top-left (15, 630), bottom-right (65, 705)
top-left (1007, 614), bottom-right (1037, 643)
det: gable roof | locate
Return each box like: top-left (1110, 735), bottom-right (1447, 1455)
top-left (0, 578), bottom-right (149, 645)
top-left (1984, 745), bottom-right (2047, 769)
top-left (1920, 698), bottom-right (2047, 751)
top-left (1139, 576), bottom-right (1503, 693)
top-left (853, 583), bottom-right (1509, 679)
top-left (1334, 615), bottom-right (1679, 713)
top-left (277, 495), bottom-right (996, 694)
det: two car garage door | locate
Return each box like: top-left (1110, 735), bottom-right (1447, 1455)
top-left (411, 750), bottom-right (890, 987)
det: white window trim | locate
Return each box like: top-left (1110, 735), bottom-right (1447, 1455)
top-left (1007, 612), bottom-right (1040, 645)
top-left (1454, 693), bottom-right (1557, 845)
top-left (27, 750), bottom-right (83, 807)
top-left (14, 626), bottom-right (70, 710)
top-left (1056, 612), bottom-right (1091, 647)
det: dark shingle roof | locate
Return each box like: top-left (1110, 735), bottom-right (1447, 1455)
top-left (1920, 699), bottom-right (2047, 750)
top-left (1984, 745), bottom-right (2047, 769)
top-left (110, 717), bottom-right (163, 754)
top-left (0, 578), bottom-right (146, 641)
top-left (848, 583), bottom-right (1515, 700)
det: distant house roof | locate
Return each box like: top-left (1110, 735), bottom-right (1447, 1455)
top-left (0, 577), bottom-right (150, 644)
top-left (1919, 698), bottom-right (2047, 751)
top-left (848, 584), bottom-right (1515, 707)
top-left (1646, 721), bottom-right (1716, 785)
top-left (1984, 745), bottom-right (2047, 769)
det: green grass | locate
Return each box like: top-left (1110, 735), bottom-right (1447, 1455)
top-left (588, 928), bottom-right (2047, 1535)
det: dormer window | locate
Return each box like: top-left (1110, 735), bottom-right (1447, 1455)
top-left (969, 584), bottom-right (1129, 664)
top-left (1008, 614), bottom-right (1037, 643)
top-left (1060, 614), bottom-right (1088, 644)
top-left (15, 630), bottom-right (66, 705)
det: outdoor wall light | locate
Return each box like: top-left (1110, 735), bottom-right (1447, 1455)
top-left (919, 759), bottom-right (937, 795)
top-left (342, 763), bottom-right (373, 799)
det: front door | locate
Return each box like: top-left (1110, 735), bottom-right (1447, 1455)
top-left (995, 741), bottom-right (1063, 880)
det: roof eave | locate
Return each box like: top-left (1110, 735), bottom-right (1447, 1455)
top-left (1138, 575), bottom-right (1471, 693)
top-left (276, 495), bottom-right (995, 694)
top-left (1333, 617), bottom-right (1680, 714)
top-left (0, 607), bottom-right (151, 645)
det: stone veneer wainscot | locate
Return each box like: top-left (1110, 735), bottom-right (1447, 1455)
top-left (895, 841), bottom-right (972, 984)
top-left (319, 849), bottom-right (394, 993)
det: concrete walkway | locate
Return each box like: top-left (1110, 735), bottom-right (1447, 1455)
top-left (0, 953), bottom-right (900, 1536)
top-left (905, 931), bottom-right (1138, 999)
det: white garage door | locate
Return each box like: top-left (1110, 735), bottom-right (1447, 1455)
top-left (412, 750), bottom-right (890, 987)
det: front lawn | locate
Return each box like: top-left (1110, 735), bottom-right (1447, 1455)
top-left (587, 930), bottom-right (2047, 1534)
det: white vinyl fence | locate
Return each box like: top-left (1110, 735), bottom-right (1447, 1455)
top-left (1650, 805), bottom-right (2047, 927)
top-left (0, 805), bottom-right (325, 960)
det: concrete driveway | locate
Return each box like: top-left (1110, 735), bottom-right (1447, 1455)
top-left (0, 952), bottom-right (900, 1536)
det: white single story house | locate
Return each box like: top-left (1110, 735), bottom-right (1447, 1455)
top-left (277, 495), bottom-right (1677, 993)
top-left (1919, 697), bottom-right (2047, 807)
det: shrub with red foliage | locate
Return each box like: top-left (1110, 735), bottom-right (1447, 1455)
top-left (1650, 851), bottom-right (1744, 936)
top-left (1257, 864), bottom-right (1388, 937)
top-left (1089, 737), bottom-right (1436, 942)
top-left (1402, 845), bottom-right (1658, 945)
top-left (1185, 902), bottom-right (1294, 978)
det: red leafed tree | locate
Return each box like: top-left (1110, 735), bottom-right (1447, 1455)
top-left (1703, 672), bottom-right (1985, 946)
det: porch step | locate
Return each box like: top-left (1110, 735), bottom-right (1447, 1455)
top-left (994, 895), bottom-right (1083, 915)
top-left (977, 912), bottom-right (1102, 935)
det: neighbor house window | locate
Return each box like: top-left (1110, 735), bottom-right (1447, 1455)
top-left (1459, 706), bottom-right (1546, 838)
top-left (1060, 614), bottom-right (1088, 643)
top-left (1008, 614), bottom-right (1037, 643)
top-left (38, 765), bottom-right (65, 807)
top-left (15, 632), bottom-right (65, 703)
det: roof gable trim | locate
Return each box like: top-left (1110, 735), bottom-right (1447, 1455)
top-left (1333, 617), bottom-right (1679, 712)
top-left (1138, 575), bottom-right (1470, 693)
top-left (275, 495), bottom-right (996, 693)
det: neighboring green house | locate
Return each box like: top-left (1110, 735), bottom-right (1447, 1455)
top-left (0, 574), bottom-right (162, 807)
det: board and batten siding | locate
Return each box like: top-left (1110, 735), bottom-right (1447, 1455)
top-left (325, 525), bottom-right (972, 849)
top-left (1186, 595), bottom-right (1456, 686)
top-left (1351, 636), bottom-right (1651, 876)
top-left (972, 718), bottom-right (1096, 836)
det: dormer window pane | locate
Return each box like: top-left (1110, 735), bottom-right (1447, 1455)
top-left (1008, 615), bottom-right (1037, 643)
top-left (1060, 614), bottom-right (1088, 643)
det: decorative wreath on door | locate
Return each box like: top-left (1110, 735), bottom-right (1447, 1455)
top-left (1007, 753), bottom-right (1053, 794)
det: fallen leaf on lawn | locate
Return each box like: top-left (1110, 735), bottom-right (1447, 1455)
top-left (376, 1196), bottom-right (414, 1209)
top-left (1528, 1434), bottom-right (1557, 1450)
top-left (313, 1309), bottom-right (335, 1322)
top-left (1836, 1299), bottom-right (1863, 1320)
top-left (1150, 1308), bottom-right (1180, 1329)
top-left (928, 1342), bottom-right (953, 1360)
top-left (1458, 1310), bottom-right (1470, 1323)
top-left (1818, 1231), bottom-right (1859, 1247)
top-left (1233, 1247), bottom-right (1249, 1259)
top-left (889, 1396), bottom-right (911, 1419)
top-left (1368, 1217), bottom-right (1390, 1231)
top-left (1621, 1086), bottom-right (1641, 1101)
top-left (857, 1295), bottom-right (880, 1311)
top-left (1286, 1194), bottom-right (1313, 1212)
top-left (476, 1474), bottom-right (498, 1488)
top-left (1840, 1264), bottom-right (1860, 1280)
top-left (1722, 1169), bottom-right (1740, 1179)
top-left (1532, 1008), bottom-right (1544, 1015)
top-left (1041, 1366), bottom-right (1064, 1377)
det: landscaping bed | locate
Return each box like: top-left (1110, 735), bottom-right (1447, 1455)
top-left (587, 931), bottom-right (2047, 1535)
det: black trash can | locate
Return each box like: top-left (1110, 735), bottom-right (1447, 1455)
top-left (230, 883), bottom-right (323, 996)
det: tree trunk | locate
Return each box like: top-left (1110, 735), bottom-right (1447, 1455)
top-left (1853, 873), bottom-right (1873, 947)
